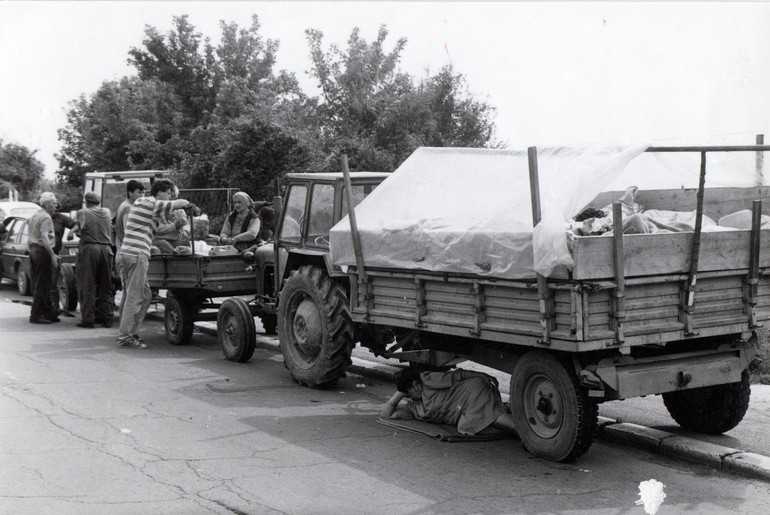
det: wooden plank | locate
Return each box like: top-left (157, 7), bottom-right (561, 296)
top-left (372, 297), bottom-right (415, 311)
top-left (585, 186), bottom-right (770, 221)
top-left (484, 287), bottom-right (540, 302)
top-left (425, 290), bottom-right (474, 304)
top-left (623, 306), bottom-right (680, 322)
top-left (486, 309), bottom-right (543, 325)
top-left (371, 285), bottom-right (417, 300)
top-left (624, 296), bottom-right (679, 311)
top-left (485, 298), bottom-right (541, 313)
top-left (572, 230), bottom-right (770, 280)
top-left (625, 282), bottom-right (681, 300)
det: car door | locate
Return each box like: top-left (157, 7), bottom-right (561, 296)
top-left (1, 219), bottom-right (27, 279)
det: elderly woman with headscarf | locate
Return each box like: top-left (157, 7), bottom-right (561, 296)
top-left (211, 191), bottom-right (261, 251)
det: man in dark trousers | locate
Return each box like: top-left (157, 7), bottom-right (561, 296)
top-left (75, 191), bottom-right (114, 328)
top-left (50, 201), bottom-right (77, 316)
top-left (27, 192), bottom-right (60, 324)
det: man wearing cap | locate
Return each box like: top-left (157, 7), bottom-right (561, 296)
top-left (27, 192), bottom-right (59, 324)
top-left (74, 191), bottom-right (114, 328)
top-left (117, 179), bottom-right (192, 348)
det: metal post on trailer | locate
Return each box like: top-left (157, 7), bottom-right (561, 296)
top-left (340, 154), bottom-right (372, 318)
top-left (644, 144), bottom-right (770, 336)
top-left (679, 151), bottom-right (708, 336)
top-left (527, 146), bottom-right (552, 345)
top-left (611, 202), bottom-right (628, 353)
top-left (757, 134), bottom-right (765, 186)
top-left (747, 199), bottom-right (762, 328)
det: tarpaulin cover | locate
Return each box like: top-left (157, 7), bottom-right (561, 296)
top-left (329, 145), bottom-right (767, 279)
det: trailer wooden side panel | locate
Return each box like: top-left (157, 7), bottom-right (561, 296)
top-left (147, 255), bottom-right (256, 296)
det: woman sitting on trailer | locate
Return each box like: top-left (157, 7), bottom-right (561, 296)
top-left (381, 368), bottom-right (518, 436)
top-left (209, 191), bottom-right (261, 252)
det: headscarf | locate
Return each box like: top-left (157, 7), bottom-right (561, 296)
top-left (232, 191), bottom-right (254, 209)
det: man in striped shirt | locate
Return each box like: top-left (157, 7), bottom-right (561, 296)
top-left (117, 179), bottom-right (191, 348)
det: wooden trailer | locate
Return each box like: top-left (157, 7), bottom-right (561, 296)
top-left (339, 145), bottom-right (768, 461)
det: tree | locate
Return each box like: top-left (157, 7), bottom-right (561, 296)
top-left (128, 15), bottom-right (215, 130)
top-left (56, 77), bottom-right (183, 188)
top-left (0, 140), bottom-right (45, 200)
top-left (58, 14), bottom-right (309, 196)
top-left (304, 26), bottom-right (497, 172)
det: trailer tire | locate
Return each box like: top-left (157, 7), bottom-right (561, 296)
top-left (278, 265), bottom-right (353, 388)
top-left (260, 314), bottom-right (278, 335)
top-left (510, 351), bottom-right (597, 462)
top-left (58, 263), bottom-right (78, 311)
top-left (218, 297), bottom-right (256, 363)
top-left (164, 295), bottom-right (195, 345)
top-left (662, 370), bottom-right (750, 434)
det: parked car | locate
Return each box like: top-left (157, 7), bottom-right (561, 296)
top-left (0, 215), bottom-right (78, 301)
top-left (0, 215), bottom-right (34, 294)
top-left (0, 201), bottom-right (39, 221)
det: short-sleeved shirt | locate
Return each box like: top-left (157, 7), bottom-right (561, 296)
top-left (120, 196), bottom-right (175, 258)
top-left (27, 209), bottom-right (55, 247)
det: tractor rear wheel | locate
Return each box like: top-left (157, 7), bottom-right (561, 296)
top-left (278, 265), bottom-right (353, 388)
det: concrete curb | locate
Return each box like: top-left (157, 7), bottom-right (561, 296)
top-left (195, 322), bottom-right (770, 482)
top-left (598, 419), bottom-right (770, 482)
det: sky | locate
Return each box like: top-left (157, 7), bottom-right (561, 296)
top-left (1, 1), bottom-right (770, 179)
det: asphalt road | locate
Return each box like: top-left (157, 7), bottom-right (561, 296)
top-left (2, 283), bottom-right (770, 514)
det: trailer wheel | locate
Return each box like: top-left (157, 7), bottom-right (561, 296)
top-left (218, 298), bottom-right (256, 362)
top-left (17, 268), bottom-right (30, 296)
top-left (58, 263), bottom-right (78, 311)
top-left (260, 314), bottom-right (278, 335)
top-left (510, 351), bottom-right (597, 462)
top-left (662, 370), bottom-right (750, 434)
top-left (278, 265), bottom-right (353, 388)
top-left (164, 295), bottom-right (195, 345)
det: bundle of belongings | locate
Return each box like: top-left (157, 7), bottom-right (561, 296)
top-left (568, 186), bottom-right (770, 238)
top-left (150, 212), bottom-right (239, 257)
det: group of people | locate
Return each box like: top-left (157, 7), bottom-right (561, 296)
top-left (22, 180), bottom-right (274, 350)
top-left (19, 185), bottom-right (510, 437)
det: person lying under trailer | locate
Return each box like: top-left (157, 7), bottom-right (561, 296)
top-left (381, 368), bottom-right (518, 436)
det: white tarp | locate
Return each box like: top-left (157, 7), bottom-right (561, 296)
top-left (329, 145), bottom-right (766, 279)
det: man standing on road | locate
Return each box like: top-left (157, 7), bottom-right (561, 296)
top-left (114, 180), bottom-right (146, 317)
top-left (74, 192), bottom-right (114, 329)
top-left (50, 201), bottom-right (77, 317)
top-left (117, 179), bottom-right (191, 348)
top-left (27, 192), bottom-right (59, 324)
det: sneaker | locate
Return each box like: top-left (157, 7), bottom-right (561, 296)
top-left (29, 317), bottom-right (52, 325)
top-left (132, 334), bottom-right (144, 343)
top-left (117, 335), bottom-right (147, 349)
top-left (48, 317), bottom-right (61, 323)
top-left (77, 321), bottom-right (95, 328)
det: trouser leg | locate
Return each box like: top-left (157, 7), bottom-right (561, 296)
top-left (30, 247), bottom-right (53, 320)
top-left (77, 246), bottom-right (97, 324)
top-left (50, 262), bottom-right (60, 316)
top-left (94, 247), bottom-right (115, 325)
top-left (117, 253), bottom-right (151, 339)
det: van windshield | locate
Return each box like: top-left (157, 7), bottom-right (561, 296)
top-left (102, 179), bottom-right (151, 214)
